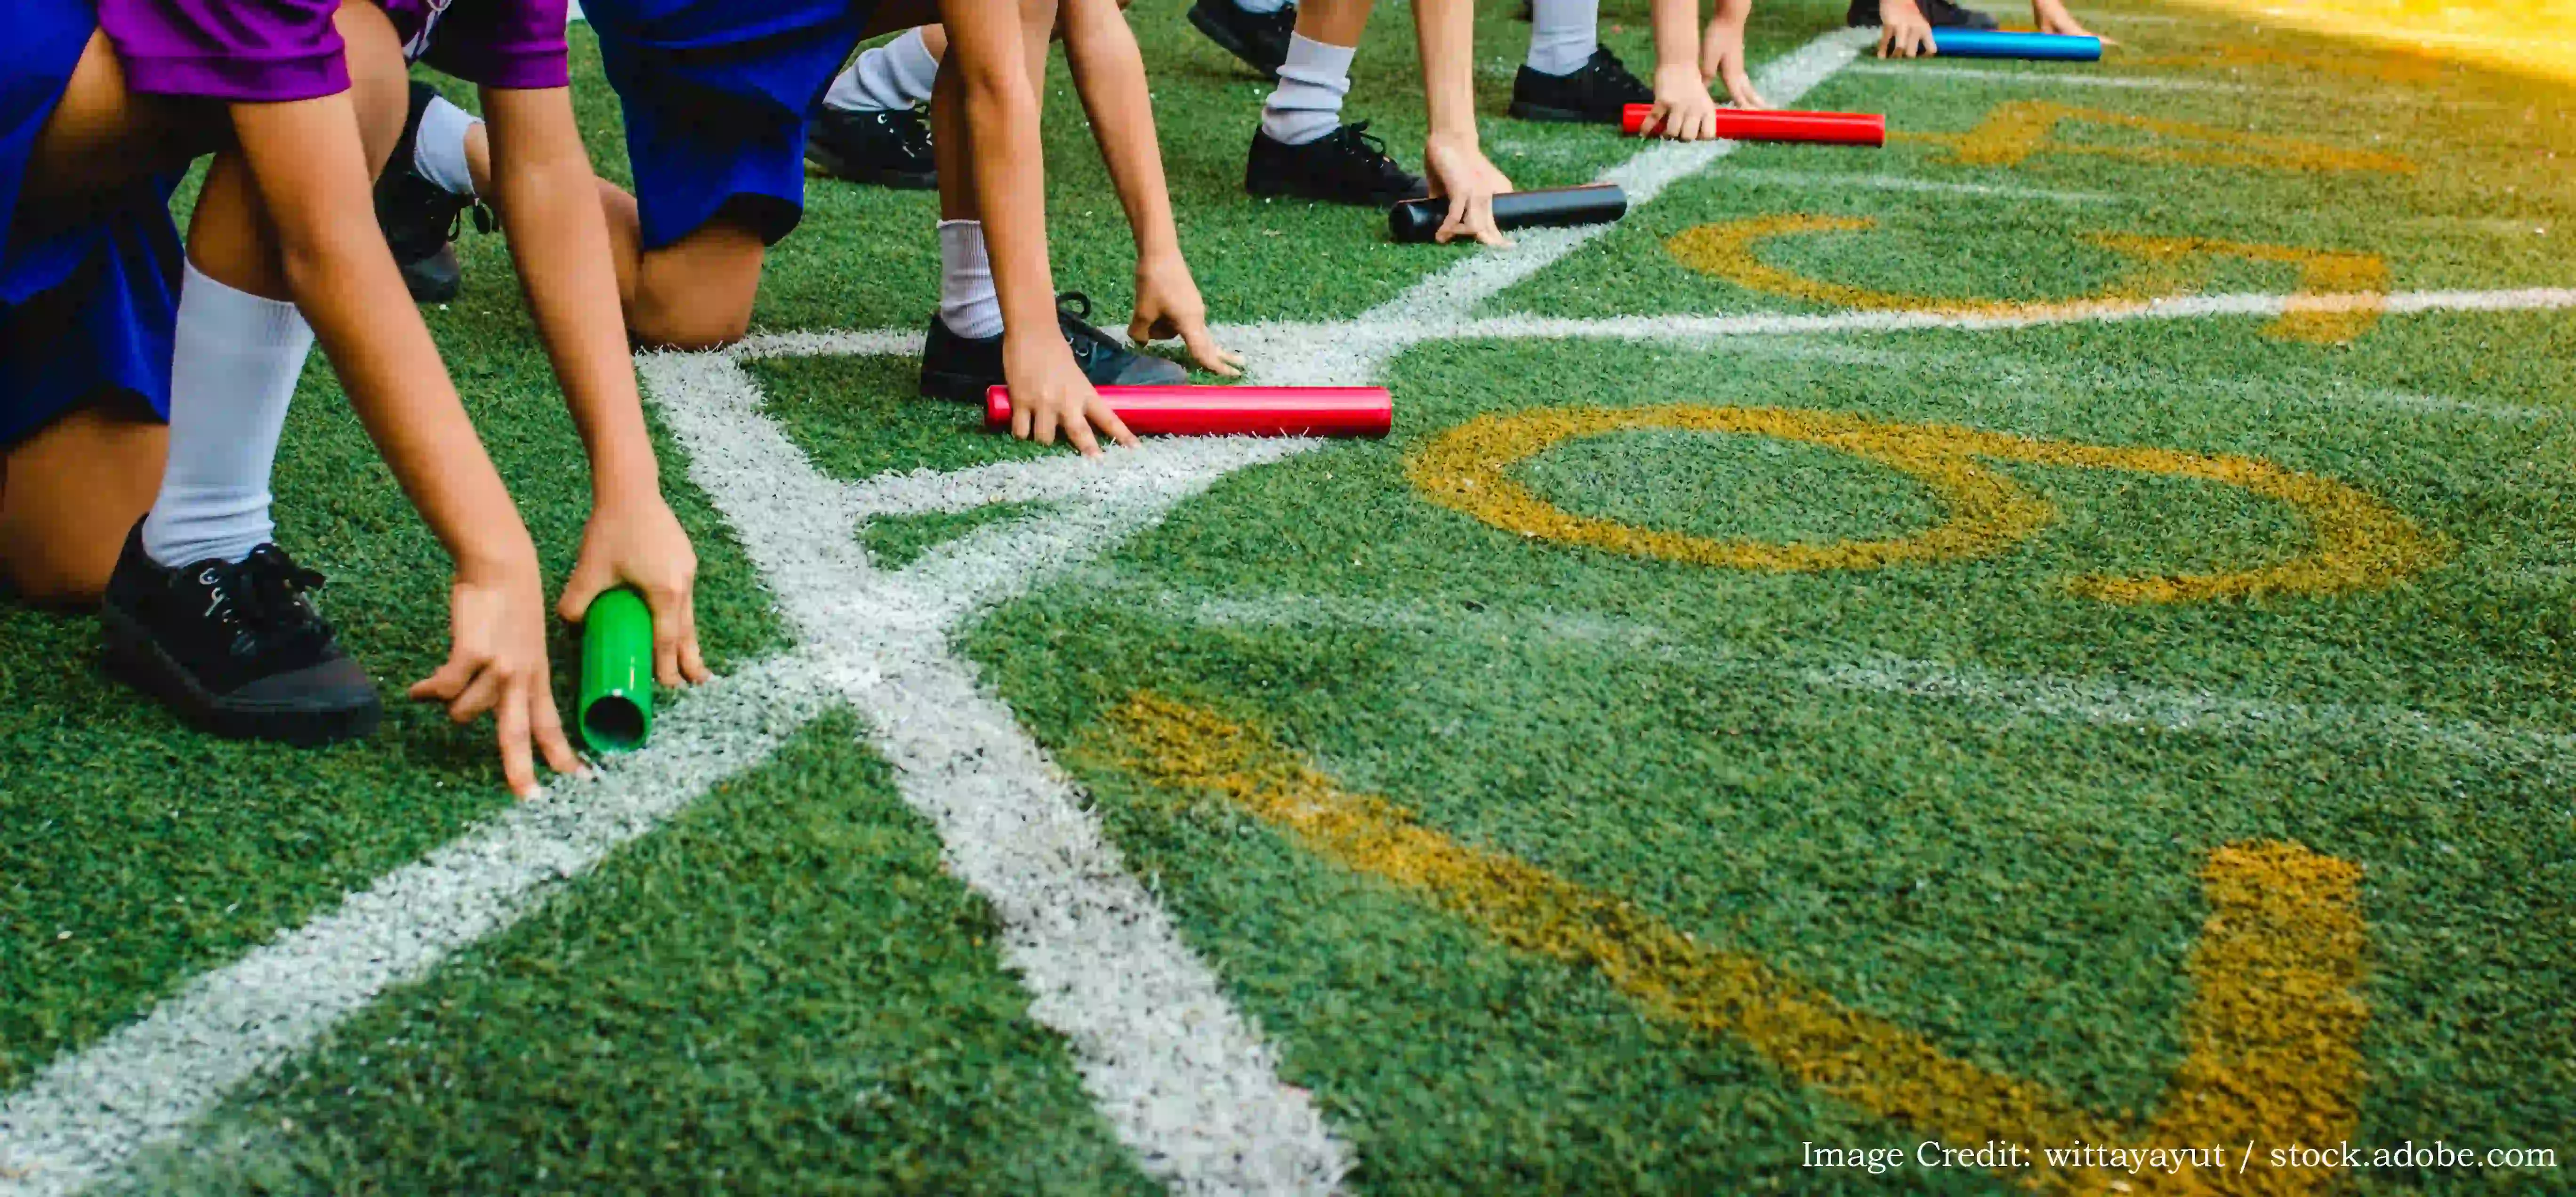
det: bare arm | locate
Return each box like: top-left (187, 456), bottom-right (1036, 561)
top-left (228, 94), bottom-right (577, 796)
top-left (229, 97), bottom-right (531, 574)
top-left (1411, 0), bottom-right (1513, 245)
top-left (1696, 0), bottom-right (1767, 110)
top-left (1057, 0), bottom-right (1240, 374)
top-left (482, 83), bottom-right (708, 685)
top-left (941, 0), bottom-right (1134, 451)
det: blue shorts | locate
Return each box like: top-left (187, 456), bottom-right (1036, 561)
top-left (2, 0), bottom-right (182, 448)
top-left (583, 0), bottom-right (883, 251)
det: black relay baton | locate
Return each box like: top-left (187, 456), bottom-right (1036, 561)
top-left (1388, 183), bottom-right (1630, 243)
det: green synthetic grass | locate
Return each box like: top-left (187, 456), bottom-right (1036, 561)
top-left (7, 0), bottom-right (2576, 1190)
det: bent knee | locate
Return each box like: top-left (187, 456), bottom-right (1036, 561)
top-left (5, 550), bottom-right (114, 608)
top-left (628, 300), bottom-right (751, 351)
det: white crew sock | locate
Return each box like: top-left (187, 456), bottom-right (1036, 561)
top-left (1259, 34), bottom-right (1356, 146)
top-left (1525, 0), bottom-right (1601, 75)
top-left (1234, 0), bottom-right (1290, 15)
top-left (823, 27), bottom-right (942, 113)
top-left (141, 264), bottom-right (316, 568)
top-left (937, 219), bottom-right (1004, 339)
top-left (414, 92), bottom-right (480, 197)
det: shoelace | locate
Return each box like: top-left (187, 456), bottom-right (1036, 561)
top-left (202, 547), bottom-right (331, 659)
top-left (445, 201), bottom-right (497, 242)
top-left (1055, 292), bottom-right (1117, 367)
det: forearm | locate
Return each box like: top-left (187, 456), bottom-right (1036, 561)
top-left (484, 88), bottom-right (660, 503)
top-left (1652, 0), bottom-right (1702, 75)
top-left (1411, 0), bottom-right (1480, 142)
top-left (232, 100), bottom-right (531, 573)
top-left (958, 61), bottom-right (1060, 337)
top-left (1061, 0), bottom-right (1181, 263)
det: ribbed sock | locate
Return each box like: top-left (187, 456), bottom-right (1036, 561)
top-left (936, 219), bottom-right (1004, 339)
top-left (414, 92), bottom-right (480, 197)
top-left (824, 27), bottom-right (942, 113)
top-left (141, 264), bottom-right (316, 568)
top-left (1526, 0), bottom-right (1601, 75)
top-left (1234, 0), bottom-right (1290, 15)
top-left (1258, 34), bottom-right (1356, 146)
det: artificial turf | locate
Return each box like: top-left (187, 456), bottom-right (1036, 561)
top-left (5, 0), bottom-right (2574, 1190)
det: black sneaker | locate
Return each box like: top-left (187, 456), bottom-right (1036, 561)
top-left (918, 292), bottom-right (1190, 401)
top-left (377, 81), bottom-right (492, 304)
top-left (1244, 121), bottom-right (1429, 206)
top-left (1846, 0), bottom-right (1998, 27)
top-left (100, 526), bottom-right (380, 747)
top-left (1508, 46), bottom-right (1655, 124)
top-left (1188, 0), bottom-right (1299, 77)
top-left (806, 104), bottom-right (937, 190)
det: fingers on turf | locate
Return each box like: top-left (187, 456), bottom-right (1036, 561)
top-left (496, 683), bottom-right (538, 799)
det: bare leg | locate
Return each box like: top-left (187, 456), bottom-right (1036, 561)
top-left (0, 405), bottom-right (166, 605)
top-left (1296, 0), bottom-right (1377, 47)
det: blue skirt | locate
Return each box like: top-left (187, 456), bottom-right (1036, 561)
top-left (2, 0), bottom-right (182, 448)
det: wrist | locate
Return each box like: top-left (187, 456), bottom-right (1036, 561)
top-left (452, 529), bottom-right (540, 581)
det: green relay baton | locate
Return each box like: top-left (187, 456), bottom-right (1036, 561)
top-left (579, 587), bottom-right (653, 754)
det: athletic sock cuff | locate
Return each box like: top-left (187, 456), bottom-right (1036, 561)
top-left (177, 262), bottom-right (314, 355)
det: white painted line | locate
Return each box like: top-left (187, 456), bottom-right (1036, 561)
top-left (1104, 585), bottom-right (2576, 780)
top-left (1718, 166), bottom-right (2117, 203)
top-left (1243, 29), bottom-right (1875, 386)
top-left (638, 349), bottom-right (1349, 1196)
top-left (0, 655), bottom-right (835, 1197)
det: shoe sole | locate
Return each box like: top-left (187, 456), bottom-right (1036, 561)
top-left (804, 146), bottom-right (938, 191)
top-left (1507, 100), bottom-right (1619, 124)
top-left (101, 606), bottom-right (382, 747)
top-left (1188, 7), bottom-right (1283, 77)
top-left (1244, 175), bottom-right (1428, 207)
top-left (918, 369), bottom-right (991, 402)
top-left (399, 258), bottom-right (460, 305)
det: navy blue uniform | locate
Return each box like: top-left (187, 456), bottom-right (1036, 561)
top-left (582, 0), bottom-right (886, 250)
top-left (2, 0), bottom-right (184, 449)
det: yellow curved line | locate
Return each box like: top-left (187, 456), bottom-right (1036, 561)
top-left (1404, 405), bottom-right (2059, 572)
top-left (1405, 406), bottom-right (2443, 602)
top-left (1099, 694), bottom-right (2372, 1197)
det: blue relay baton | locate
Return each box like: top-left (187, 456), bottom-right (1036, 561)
top-left (1927, 29), bottom-right (2103, 60)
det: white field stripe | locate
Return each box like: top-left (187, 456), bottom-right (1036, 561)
top-left (637, 351), bottom-right (1347, 1195)
top-left (1106, 585), bottom-right (2576, 781)
top-left (0, 656), bottom-right (834, 1197)
top-left (1719, 166), bottom-right (2116, 203)
top-left (1243, 29), bottom-right (1875, 386)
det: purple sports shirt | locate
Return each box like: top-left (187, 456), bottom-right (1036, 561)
top-left (97, 0), bottom-right (571, 101)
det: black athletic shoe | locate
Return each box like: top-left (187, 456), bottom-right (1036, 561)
top-left (1846, 0), bottom-right (1998, 27)
top-left (101, 526), bottom-right (380, 746)
top-left (806, 104), bottom-right (937, 189)
top-left (918, 293), bottom-right (1190, 401)
top-left (1244, 121), bottom-right (1429, 206)
top-left (377, 81), bottom-right (492, 304)
top-left (1507, 46), bottom-right (1655, 124)
top-left (1187, 0), bottom-right (1299, 77)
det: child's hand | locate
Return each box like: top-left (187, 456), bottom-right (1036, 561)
top-left (1698, 17), bottom-right (1769, 109)
top-left (1424, 133), bottom-right (1515, 247)
top-left (2029, 0), bottom-right (2103, 38)
top-left (410, 549), bottom-right (584, 799)
top-left (1129, 255), bottom-right (1244, 378)
top-left (558, 493), bottom-right (711, 689)
top-left (1006, 334), bottom-right (1136, 455)
top-left (1648, 64), bottom-right (1723, 140)
top-left (1877, 0), bottom-right (1936, 56)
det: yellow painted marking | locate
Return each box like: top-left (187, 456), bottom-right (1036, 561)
top-left (1901, 101), bottom-right (2415, 174)
top-left (1101, 693), bottom-right (2374, 1196)
top-left (1402, 404), bottom-right (2058, 572)
top-left (1406, 405), bottom-right (2442, 603)
top-left (2088, 234), bottom-right (2390, 344)
top-left (1666, 216), bottom-right (2390, 345)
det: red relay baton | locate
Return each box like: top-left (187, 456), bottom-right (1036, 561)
top-left (985, 385), bottom-right (1393, 438)
top-left (1622, 104), bottom-right (1885, 146)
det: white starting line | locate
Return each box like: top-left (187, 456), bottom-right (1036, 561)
top-left (7, 21), bottom-right (2574, 1197)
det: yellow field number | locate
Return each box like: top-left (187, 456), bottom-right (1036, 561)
top-left (1902, 100), bottom-right (2415, 175)
top-left (1404, 405), bottom-right (2441, 603)
top-left (1667, 215), bottom-right (2390, 344)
